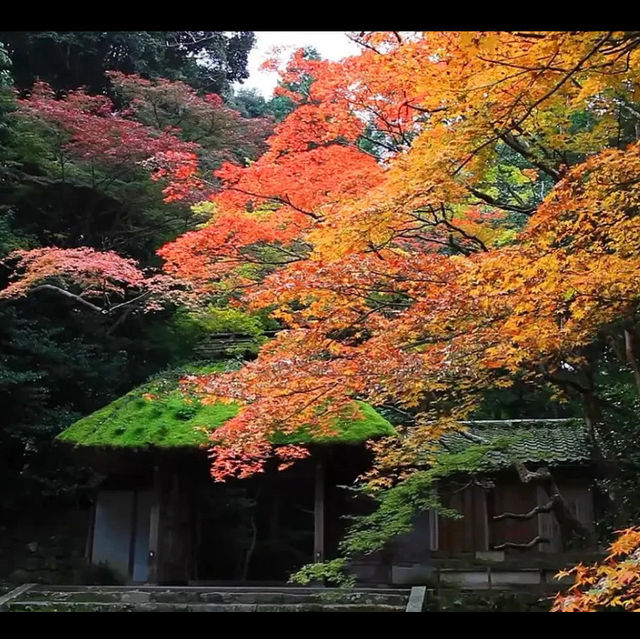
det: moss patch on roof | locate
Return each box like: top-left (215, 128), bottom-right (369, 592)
top-left (272, 402), bottom-right (395, 445)
top-left (57, 364), bottom-right (395, 449)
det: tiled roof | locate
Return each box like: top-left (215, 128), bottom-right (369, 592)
top-left (439, 419), bottom-right (591, 469)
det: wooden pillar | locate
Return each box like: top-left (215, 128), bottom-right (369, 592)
top-left (162, 472), bottom-right (192, 584)
top-left (84, 499), bottom-right (97, 561)
top-left (313, 457), bottom-right (325, 563)
top-left (127, 489), bottom-right (139, 581)
top-left (147, 465), bottom-right (161, 584)
top-left (481, 488), bottom-right (490, 551)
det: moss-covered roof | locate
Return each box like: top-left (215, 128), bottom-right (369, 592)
top-left (57, 364), bottom-right (395, 449)
top-left (438, 419), bottom-right (591, 469)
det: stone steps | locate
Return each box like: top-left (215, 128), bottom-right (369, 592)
top-left (6, 601), bottom-right (405, 612)
top-left (2, 585), bottom-right (410, 612)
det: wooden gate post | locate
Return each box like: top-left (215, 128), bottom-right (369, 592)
top-left (147, 465), bottom-right (161, 584)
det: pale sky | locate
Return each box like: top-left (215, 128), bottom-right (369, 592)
top-left (234, 31), bottom-right (361, 98)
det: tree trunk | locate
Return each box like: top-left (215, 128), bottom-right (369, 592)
top-left (624, 327), bottom-right (640, 397)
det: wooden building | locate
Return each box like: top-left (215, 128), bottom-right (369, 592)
top-left (58, 367), bottom-right (597, 586)
top-left (353, 419), bottom-right (597, 586)
top-left (435, 420), bottom-right (594, 554)
top-left (56, 365), bottom-right (395, 584)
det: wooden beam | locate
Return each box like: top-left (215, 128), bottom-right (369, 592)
top-left (313, 457), bottom-right (325, 563)
top-left (482, 489), bottom-right (490, 551)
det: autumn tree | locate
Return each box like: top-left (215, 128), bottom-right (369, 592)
top-left (145, 32), bottom-right (640, 566)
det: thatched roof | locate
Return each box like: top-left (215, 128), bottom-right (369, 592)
top-left (57, 364), bottom-right (395, 450)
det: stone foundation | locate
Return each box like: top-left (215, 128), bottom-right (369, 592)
top-left (0, 507), bottom-right (92, 585)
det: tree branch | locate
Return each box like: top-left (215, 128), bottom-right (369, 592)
top-left (515, 462), bottom-right (551, 483)
top-left (467, 186), bottom-right (536, 215)
top-left (29, 284), bottom-right (150, 317)
top-left (493, 497), bottom-right (557, 521)
top-left (30, 284), bottom-right (106, 314)
top-left (493, 535), bottom-right (549, 550)
top-left (498, 132), bottom-right (562, 181)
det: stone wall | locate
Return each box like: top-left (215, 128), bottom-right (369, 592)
top-left (0, 506), bottom-right (93, 585)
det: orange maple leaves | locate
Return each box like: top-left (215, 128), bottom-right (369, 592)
top-left (147, 32), bottom-right (640, 480)
top-left (9, 34), bottom-right (640, 482)
top-left (552, 527), bottom-right (640, 612)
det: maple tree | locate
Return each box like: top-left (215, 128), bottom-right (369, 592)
top-left (552, 527), bottom-right (640, 611)
top-left (1, 72), bottom-right (274, 309)
top-left (17, 79), bottom-right (198, 170)
top-left (12, 72), bottom-right (272, 210)
top-left (107, 72), bottom-right (273, 175)
top-left (152, 32), bottom-right (640, 494)
top-left (0, 247), bottom-right (186, 316)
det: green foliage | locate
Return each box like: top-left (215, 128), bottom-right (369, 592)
top-left (264, 46), bottom-right (322, 122)
top-left (228, 88), bottom-right (271, 118)
top-left (1, 31), bottom-right (255, 95)
top-left (0, 209), bottom-right (37, 257)
top-left (289, 558), bottom-right (355, 588)
top-left (338, 447), bottom-right (502, 556)
top-left (339, 472), bottom-right (448, 556)
top-left (471, 378), bottom-right (581, 420)
top-left (143, 309), bottom-right (219, 365)
top-left (0, 301), bottom-right (131, 510)
top-left (0, 42), bottom-right (12, 87)
top-left (357, 125), bottom-right (396, 159)
top-left (266, 95), bottom-right (297, 122)
top-left (147, 305), bottom-right (279, 362)
top-left (591, 352), bottom-right (640, 537)
top-left (0, 114), bottom-right (193, 263)
top-left (190, 305), bottom-right (267, 338)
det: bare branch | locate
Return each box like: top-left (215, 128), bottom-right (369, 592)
top-left (29, 284), bottom-right (150, 316)
top-left (493, 497), bottom-right (557, 521)
top-left (30, 284), bottom-right (106, 314)
top-left (493, 535), bottom-right (549, 550)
